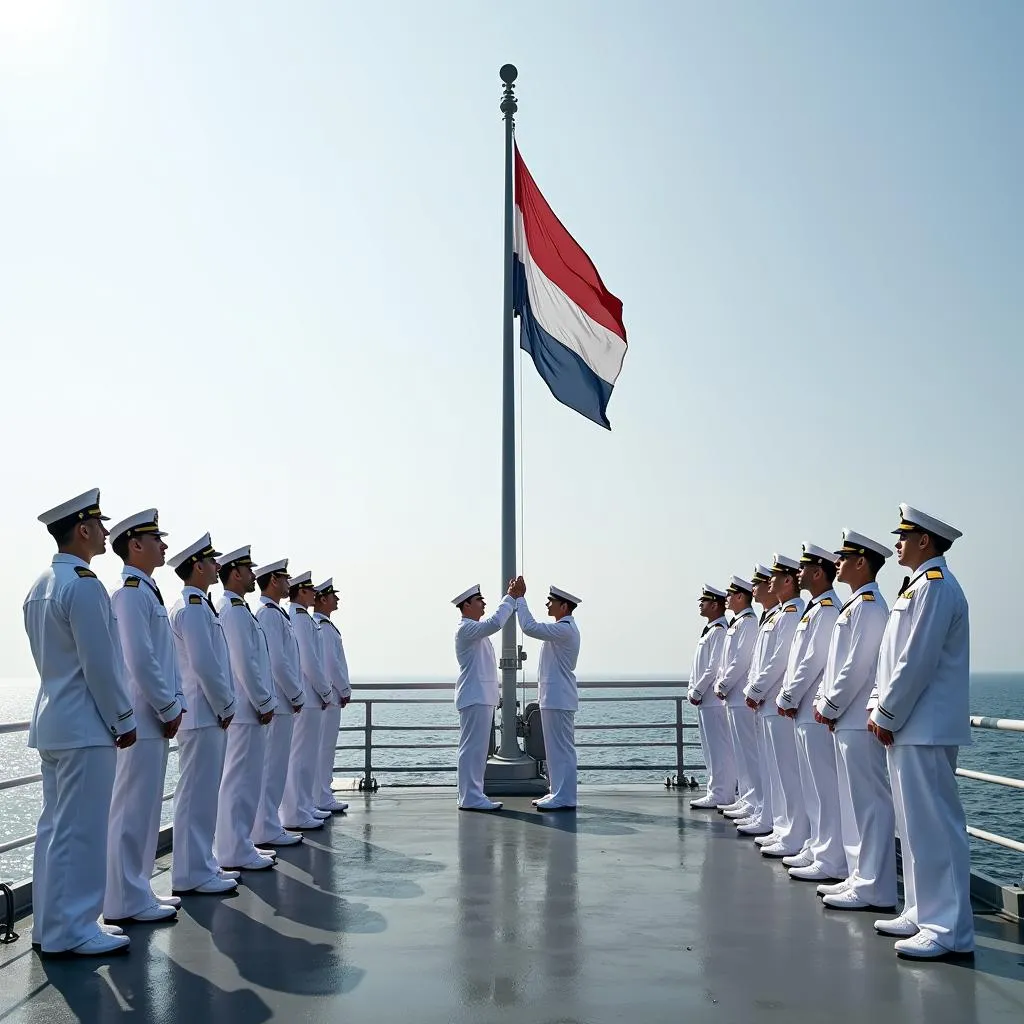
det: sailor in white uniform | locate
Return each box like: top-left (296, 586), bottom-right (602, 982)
top-left (776, 544), bottom-right (842, 879)
top-left (734, 565), bottom-right (780, 835)
top-left (252, 559), bottom-right (304, 847)
top-left (214, 546), bottom-right (278, 871)
top-left (870, 505), bottom-right (974, 960)
top-left (815, 529), bottom-right (897, 912)
top-left (167, 534), bottom-right (238, 895)
top-left (25, 488), bottom-right (137, 957)
top-left (280, 571), bottom-right (333, 829)
top-left (713, 577), bottom-right (759, 818)
top-left (313, 578), bottom-right (351, 814)
top-left (516, 581), bottom-right (582, 811)
top-left (688, 585), bottom-right (735, 809)
top-left (452, 582), bottom-right (517, 811)
top-left (104, 510), bottom-right (181, 925)
top-left (744, 555), bottom-right (805, 855)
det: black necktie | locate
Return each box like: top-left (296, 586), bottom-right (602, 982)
top-left (701, 624), bottom-right (710, 637)
top-left (145, 580), bottom-right (164, 607)
top-left (899, 575), bottom-right (910, 598)
top-left (206, 595), bottom-right (219, 618)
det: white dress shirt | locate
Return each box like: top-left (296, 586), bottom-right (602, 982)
top-left (217, 591), bottom-right (278, 724)
top-left (815, 582), bottom-right (888, 730)
top-left (24, 553), bottom-right (136, 749)
top-left (315, 613), bottom-right (353, 703)
top-left (110, 567), bottom-right (184, 740)
top-left (256, 597), bottom-right (304, 712)
top-left (516, 598), bottom-right (581, 712)
top-left (688, 616), bottom-right (728, 701)
top-left (777, 590), bottom-right (840, 723)
top-left (169, 586), bottom-right (236, 729)
top-left (454, 596), bottom-right (515, 710)
top-left (714, 609), bottom-right (758, 706)
top-left (288, 603), bottom-right (333, 704)
top-left (870, 557), bottom-right (971, 745)
top-left (744, 596), bottom-right (805, 706)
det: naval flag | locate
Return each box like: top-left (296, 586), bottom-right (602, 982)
top-left (513, 145), bottom-right (627, 430)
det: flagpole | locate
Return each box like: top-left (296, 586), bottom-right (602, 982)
top-left (486, 64), bottom-right (544, 793)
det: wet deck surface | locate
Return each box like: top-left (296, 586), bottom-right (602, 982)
top-left (2, 787), bottom-right (1023, 1023)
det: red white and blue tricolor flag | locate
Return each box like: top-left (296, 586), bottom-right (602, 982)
top-left (513, 145), bottom-right (628, 430)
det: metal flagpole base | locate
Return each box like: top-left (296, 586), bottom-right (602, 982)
top-left (483, 754), bottom-right (548, 796)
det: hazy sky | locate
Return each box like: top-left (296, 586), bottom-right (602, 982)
top-left (2, 1), bottom-right (1022, 682)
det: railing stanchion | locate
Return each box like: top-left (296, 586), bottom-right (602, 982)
top-left (363, 701), bottom-right (374, 790)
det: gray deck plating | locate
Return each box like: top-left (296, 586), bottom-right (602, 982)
top-left (1, 787), bottom-right (1022, 1023)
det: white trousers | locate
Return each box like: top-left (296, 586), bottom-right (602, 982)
top-left (794, 721), bottom-right (846, 876)
top-left (696, 701), bottom-right (736, 804)
top-left (888, 744), bottom-right (974, 951)
top-left (317, 704), bottom-right (343, 806)
top-left (763, 713), bottom-right (808, 850)
top-left (457, 704), bottom-right (494, 808)
top-left (727, 704), bottom-right (758, 809)
top-left (743, 714), bottom-right (774, 828)
top-left (835, 729), bottom-right (897, 906)
top-left (280, 702), bottom-right (324, 826)
top-left (215, 721), bottom-right (267, 866)
top-left (172, 726), bottom-right (226, 891)
top-left (541, 708), bottom-right (577, 807)
top-left (33, 745), bottom-right (116, 952)
top-left (253, 711), bottom-right (295, 843)
top-left (105, 737), bottom-right (169, 919)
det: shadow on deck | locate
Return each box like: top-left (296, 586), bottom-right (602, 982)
top-left (1, 787), bottom-right (1022, 1023)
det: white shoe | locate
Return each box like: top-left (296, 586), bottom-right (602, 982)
top-left (128, 903), bottom-right (178, 923)
top-left (318, 799), bottom-right (349, 812)
top-left (823, 890), bottom-right (874, 910)
top-left (689, 796), bottom-right (719, 809)
top-left (156, 895), bottom-right (182, 908)
top-left (894, 932), bottom-right (974, 960)
top-left (311, 809), bottom-right (331, 819)
top-left (191, 877), bottom-right (238, 895)
top-left (223, 855), bottom-right (275, 871)
top-left (718, 801), bottom-right (745, 813)
top-left (285, 818), bottom-right (325, 830)
top-left (782, 851), bottom-right (814, 868)
top-left (788, 864), bottom-right (842, 882)
top-left (257, 831), bottom-right (303, 846)
top-left (817, 879), bottom-right (852, 897)
top-left (101, 923), bottom-right (124, 935)
top-left (874, 915), bottom-right (919, 938)
top-left (254, 848), bottom-right (278, 860)
top-left (459, 801), bottom-right (503, 812)
top-left (71, 932), bottom-right (131, 956)
top-left (532, 796), bottom-right (553, 806)
top-left (218, 869), bottom-right (241, 880)
top-left (753, 832), bottom-right (780, 846)
top-left (760, 842), bottom-right (798, 858)
top-left (723, 807), bottom-right (752, 819)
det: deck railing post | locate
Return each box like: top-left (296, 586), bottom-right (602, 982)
top-left (363, 701), bottom-right (374, 790)
top-left (675, 698), bottom-right (684, 780)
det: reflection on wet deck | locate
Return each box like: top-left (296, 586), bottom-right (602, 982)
top-left (1, 787), bottom-right (1022, 1023)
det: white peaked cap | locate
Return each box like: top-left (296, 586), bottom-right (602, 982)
top-left (314, 578), bottom-right (337, 594)
top-left (728, 576), bottom-right (754, 594)
top-left (700, 583), bottom-right (727, 599)
top-left (37, 487), bottom-right (108, 528)
top-left (771, 553), bottom-right (801, 573)
top-left (549, 585), bottom-right (582, 606)
top-left (254, 558), bottom-right (289, 577)
top-left (893, 503), bottom-right (963, 544)
top-left (288, 570), bottom-right (313, 588)
top-left (108, 508), bottom-right (167, 544)
top-left (800, 543), bottom-right (837, 566)
top-left (835, 529), bottom-right (892, 560)
top-left (219, 545), bottom-right (254, 569)
top-left (167, 533), bottom-right (221, 570)
top-left (751, 563), bottom-right (774, 583)
top-left (452, 584), bottom-right (481, 606)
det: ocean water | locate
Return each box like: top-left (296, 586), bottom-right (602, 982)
top-left (1, 673), bottom-right (1022, 887)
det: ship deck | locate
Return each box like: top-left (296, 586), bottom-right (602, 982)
top-left (1, 786), bottom-right (1022, 1023)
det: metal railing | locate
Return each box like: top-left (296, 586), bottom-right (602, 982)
top-left (1, 686), bottom-right (1022, 865)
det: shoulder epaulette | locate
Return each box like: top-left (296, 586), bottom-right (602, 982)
top-left (861, 592), bottom-right (876, 602)
top-left (189, 594), bottom-right (203, 605)
top-left (819, 598), bottom-right (834, 607)
top-left (231, 597), bottom-right (245, 607)
top-left (712, 622), bottom-right (725, 629)
top-left (123, 576), bottom-right (141, 588)
top-left (295, 606), bottom-right (308, 615)
top-left (785, 604), bottom-right (798, 613)
top-left (74, 566), bottom-right (97, 579)
top-left (926, 569), bottom-right (944, 581)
